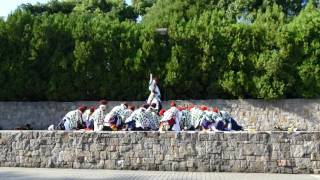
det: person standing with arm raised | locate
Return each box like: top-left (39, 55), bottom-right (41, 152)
top-left (147, 73), bottom-right (162, 113)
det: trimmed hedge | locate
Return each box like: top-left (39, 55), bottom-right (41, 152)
top-left (0, 0), bottom-right (319, 101)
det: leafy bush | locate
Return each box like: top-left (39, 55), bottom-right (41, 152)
top-left (0, 0), bottom-right (319, 100)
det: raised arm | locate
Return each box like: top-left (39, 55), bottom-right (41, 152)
top-left (149, 73), bottom-right (156, 92)
top-left (149, 73), bottom-right (153, 85)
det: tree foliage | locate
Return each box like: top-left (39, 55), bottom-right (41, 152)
top-left (0, 0), bottom-right (319, 101)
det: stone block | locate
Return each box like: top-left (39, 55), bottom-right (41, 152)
top-left (312, 152), bottom-right (320, 161)
top-left (206, 141), bottom-right (221, 154)
top-left (29, 139), bottom-right (39, 150)
top-left (105, 160), bottom-right (115, 169)
top-left (100, 151), bottom-right (107, 160)
top-left (119, 145), bottom-right (131, 153)
top-left (108, 145), bottom-right (117, 152)
top-left (31, 150), bottom-right (40, 156)
top-left (110, 152), bottom-right (119, 160)
top-left (291, 143), bottom-right (314, 158)
top-left (313, 169), bottom-right (320, 174)
top-left (172, 162), bottom-right (179, 171)
top-left (109, 138), bottom-right (119, 146)
top-left (120, 137), bottom-right (131, 144)
top-left (136, 158), bottom-right (142, 164)
top-left (177, 162), bottom-right (186, 171)
top-left (239, 144), bottom-right (254, 156)
top-left (198, 133), bottom-right (209, 141)
top-left (254, 144), bottom-right (268, 156)
top-left (153, 144), bottom-right (161, 153)
top-left (245, 158), bottom-right (265, 170)
top-left (142, 158), bottom-right (155, 164)
top-left (311, 161), bottom-right (320, 169)
top-left (76, 156), bottom-right (84, 163)
top-left (295, 158), bottom-right (311, 169)
top-left (187, 160), bottom-right (194, 168)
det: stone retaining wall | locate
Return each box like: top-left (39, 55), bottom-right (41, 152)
top-left (1, 131), bottom-right (320, 173)
top-left (0, 99), bottom-right (319, 131)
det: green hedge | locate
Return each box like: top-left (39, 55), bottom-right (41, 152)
top-left (0, 0), bottom-right (319, 101)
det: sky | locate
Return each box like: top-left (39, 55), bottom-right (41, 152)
top-left (0, 0), bottom-right (132, 18)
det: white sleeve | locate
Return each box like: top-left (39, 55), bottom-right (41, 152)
top-left (155, 100), bottom-right (159, 110)
top-left (64, 120), bottom-right (71, 131)
top-left (210, 125), bottom-right (218, 131)
top-left (149, 73), bottom-right (153, 85)
top-left (82, 111), bottom-right (89, 122)
top-left (64, 111), bottom-right (72, 119)
top-left (125, 114), bottom-right (133, 123)
top-left (104, 110), bottom-right (112, 125)
top-left (149, 80), bottom-right (155, 92)
top-left (104, 106), bottom-right (116, 123)
top-left (227, 121), bottom-right (232, 131)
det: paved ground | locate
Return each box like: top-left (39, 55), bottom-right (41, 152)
top-left (0, 167), bottom-right (320, 180)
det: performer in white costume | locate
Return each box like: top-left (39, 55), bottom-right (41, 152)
top-left (125, 104), bottom-right (151, 130)
top-left (91, 100), bottom-right (108, 131)
top-left (159, 101), bottom-right (181, 131)
top-left (103, 103), bottom-right (129, 131)
top-left (61, 106), bottom-right (87, 131)
top-left (147, 73), bottom-right (162, 113)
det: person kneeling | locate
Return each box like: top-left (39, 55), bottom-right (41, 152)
top-left (201, 111), bottom-right (226, 132)
top-left (58, 106), bottom-right (87, 131)
top-left (220, 110), bottom-right (243, 131)
top-left (91, 100), bottom-right (108, 131)
top-left (159, 101), bottom-right (181, 132)
top-left (103, 102), bottom-right (130, 131)
top-left (125, 104), bottom-right (152, 131)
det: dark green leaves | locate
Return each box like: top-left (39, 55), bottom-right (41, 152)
top-left (0, 0), bottom-right (318, 100)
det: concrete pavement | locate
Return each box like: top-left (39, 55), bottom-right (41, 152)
top-left (0, 167), bottom-right (320, 180)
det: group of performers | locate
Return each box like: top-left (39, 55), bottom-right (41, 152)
top-left (54, 74), bottom-right (243, 132)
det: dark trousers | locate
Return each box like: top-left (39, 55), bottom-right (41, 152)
top-left (102, 126), bottom-right (113, 131)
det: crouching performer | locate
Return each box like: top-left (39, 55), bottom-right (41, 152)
top-left (91, 100), bottom-right (108, 131)
top-left (200, 108), bottom-right (225, 131)
top-left (178, 106), bottom-right (193, 131)
top-left (159, 101), bottom-right (181, 131)
top-left (125, 104), bottom-right (154, 131)
top-left (103, 102), bottom-right (130, 131)
top-left (58, 106), bottom-right (87, 131)
top-left (146, 103), bottom-right (161, 130)
top-left (220, 110), bottom-right (243, 131)
top-left (190, 105), bottom-right (204, 130)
